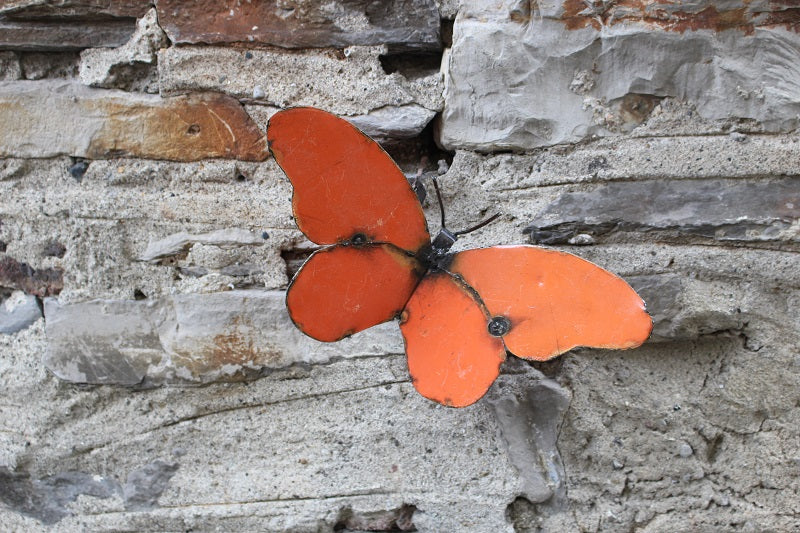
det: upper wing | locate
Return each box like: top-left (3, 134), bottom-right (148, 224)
top-left (287, 243), bottom-right (424, 342)
top-left (400, 272), bottom-right (506, 407)
top-left (448, 245), bottom-right (652, 361)
top-left (267, 107), bottom-right (430, 253)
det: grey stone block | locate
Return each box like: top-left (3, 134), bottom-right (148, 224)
top-left (525, 178), bottom-right (799, 244)
top-left (43, 290), bottom-right (405, 385)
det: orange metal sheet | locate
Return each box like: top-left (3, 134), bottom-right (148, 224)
top-left (268, 107), bottom-right (430, 252)
top-left (449, 246), bottom-right (652, 360)
top-left (400, 272), bottom-right (506, 407)
top-left (287, 243), bottom-right (423, 342)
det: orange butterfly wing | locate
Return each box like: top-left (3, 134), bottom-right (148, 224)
top-left (400, 272), bottom-right (505, 407)
top-left (400, 245), bottom-right (652, 406)
top-left (268, 107), bottom-right (429, 252)
top-left (287, 244), bottom-right (423, 342)
top-left (268, 108), bottom-right (430, 341)
top-left (448, 245), bottom-right (653, 360)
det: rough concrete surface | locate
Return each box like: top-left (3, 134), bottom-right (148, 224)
top-left (158, 44), bottom-right (444, 116)
top-left (1, 3), bottom-right (800, 532)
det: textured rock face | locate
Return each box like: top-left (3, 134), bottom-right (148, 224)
top-left (2, 2), bottom-right (800, 532)
top-left (78, 7), bottom-right (167, 92)
top-left (156, 0), bottom-right (441, 51)
top-left (0, 81), bottom-right (268, 160)
top-left (526, 178), bottom-right (800, 244)
top-left (0, 0), bottom-right (147, 51)
top-left (439, 0), bottom-right (800, 150)
top-left (43, 291), bottom-right (405, 385)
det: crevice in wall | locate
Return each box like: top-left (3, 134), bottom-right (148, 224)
top-left (333, 503), bottom-right (417, 531)
top-left (383, 119), bottom-right (453, 174)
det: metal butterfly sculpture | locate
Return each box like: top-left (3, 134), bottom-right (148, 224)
top-left (268, 107), bottom-right (652, 407)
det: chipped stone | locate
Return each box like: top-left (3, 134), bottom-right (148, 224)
top-left (122, 460), bottom-right (179, 510)
top-left (0, 291), bottom-right (41, 334)
top-left (79, 8), bottom-right (167, 92)
top-left (628, 275), bottom-right (745, 340)
top-left (43, 291), bottom-right (405, 385)
top-left (0, 80), bottom-right (268, 161)
top-left (155, 0), bottom-right (440, 52)
top-left (159, 45), bottom-right (443, 116)
top-left (348, 104), bottom-right (437, 140)
top-left (487, 363), bottom-right (571, 505)
top-left (247, 103), bottom-right (437, 143)
top-left (0, 468), bottom-right (120, 525)
top-left (0, 19), bottom-right (137, 52)
top-left (138, 229), bottom-right (267, 263)
top-left (439, 0), bottom-right (800, 150)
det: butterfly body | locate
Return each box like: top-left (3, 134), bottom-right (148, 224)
top-left (268, 107), bottom-right (652, 407)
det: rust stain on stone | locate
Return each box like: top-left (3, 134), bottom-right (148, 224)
top-left (173, 316), bottom-right (279, 379)
top-left (559, 0), bottom-right (798, 34)
top-left (618, 93), bottom-right (661, 126)
top-left (89, 93), bottom-right (269, 162)
top-left (0, 256), bottom-right (63, 296)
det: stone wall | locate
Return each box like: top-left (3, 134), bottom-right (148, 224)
top-left (1, 1), bottom-right (799, 531)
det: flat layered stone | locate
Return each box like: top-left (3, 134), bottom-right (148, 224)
top-left (524, 178), bottom-right (800, 244)
top-left (446, 134), bottom-right (800, 189)
top-left (0, 19), bottom-right (136, 51)
top-left (245, 103), bottom-right (437, 142)
top-left (439, 0), bottom-right (800, 150)
top-left (139, 229), bottom-right (268, 263)
top-left (0, 0), bottom-right (148, 19)
top-left (0, 80), bottom-right (268, 160)
top-left (158, 45), bottom-right (443, 116)
top-left (43, 291), bottom-right (405, 385)
top-left (155, 0), bottom-right (440, 51)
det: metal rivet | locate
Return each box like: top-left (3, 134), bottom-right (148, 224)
top-left (487, 316), bottom-right (511, 337)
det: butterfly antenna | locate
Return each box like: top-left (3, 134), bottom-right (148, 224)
top-left (432, 177), bottom-right (447, 230)
top-left (454, 213), bottom-right (501, 236)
